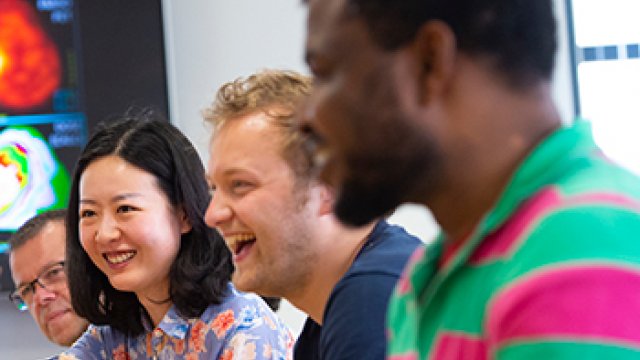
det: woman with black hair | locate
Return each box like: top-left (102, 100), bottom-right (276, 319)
top-left (60, 112), bottom-right (292, 359)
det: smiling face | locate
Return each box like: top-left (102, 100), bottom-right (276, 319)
top-left (303, 0), bottom-right (444, 226)
top-left (204, 111), bottom-right (320, 297)
top-left (9, 221), bottom-right (89, 346)
top-left (78, 155), bottom-right (189, 302)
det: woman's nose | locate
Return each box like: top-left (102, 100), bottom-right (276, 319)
top-left (95, 216), bottom-right (120, 244)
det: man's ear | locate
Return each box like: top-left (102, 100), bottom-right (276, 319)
top-left (413, 20), bottom-right (457, 105)
top-left (316, 184), bottom-right (335, 216)
top-left (177, 207), bottom-right (192, 234)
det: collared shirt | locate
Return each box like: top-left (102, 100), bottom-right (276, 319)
top-left (387, 120), bottom-right (640, 359)
top-left (60, 284), bottom-right (293, 359)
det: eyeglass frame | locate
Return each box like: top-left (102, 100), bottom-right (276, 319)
top-left (8, 260), bottom-right (66, 311)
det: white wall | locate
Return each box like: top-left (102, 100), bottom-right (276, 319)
top-left (162, 0), bottom-right (308, 162)
top-left (162, 0), bottom-right (574, 334)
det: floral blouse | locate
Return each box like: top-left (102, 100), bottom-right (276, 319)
top-left (59, 284), bottom-right (293, 360)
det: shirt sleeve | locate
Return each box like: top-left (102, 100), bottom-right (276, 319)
top-left (214, 301), bottom-right (293, 360)
top-left (59, 325), bottom-right (107, 360)
top-left (488, 208), bottom-right (640, 359)
top-left (488, 264), bottom-right (640, 358)
top-left (320, 273), bottom-right (399, 360)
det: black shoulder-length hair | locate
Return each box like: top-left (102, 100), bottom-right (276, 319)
top-left (66, 110), bottom-right (233, 336)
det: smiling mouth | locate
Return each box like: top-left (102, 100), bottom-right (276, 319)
top-left (103, 250), bottom-right (137, 265)
top-left (225, 234), bottom-right (256, 256)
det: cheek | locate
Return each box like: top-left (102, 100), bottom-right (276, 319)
top-left (29, 307), bottom-right (40, 320)
top-left (79, 224), bottom-right (96, 256)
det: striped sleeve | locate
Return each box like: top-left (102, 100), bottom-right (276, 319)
top-left (486, 200), bottom-right (640, 359)
top-left (487, 262), bottom-right (640, 358)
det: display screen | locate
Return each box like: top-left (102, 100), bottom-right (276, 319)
top-left (0, 0), bottom-right (168, 266)
top-left (0, 0), bottom-right (85, 242)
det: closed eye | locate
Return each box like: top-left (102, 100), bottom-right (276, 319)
top-left (80, 209), bottom-right (96, 218)
top-left (117, 205), bottom-right (137, 213)
top-left (231, 180), bottom-right (250, 188)
top-left (41, 267), bottom-right (65, 283)
top-left (230, 180), bottom-right (254, 194)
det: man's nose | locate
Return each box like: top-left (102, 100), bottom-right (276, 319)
top-left (32, 281), bottom-right (57, 306)
top-left (204, 192), bottom-right (233, 229)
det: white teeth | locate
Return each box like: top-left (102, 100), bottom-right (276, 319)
top-left (105, 251), bottom-right (136, 264)
top-left (225, 233), bottom-right (256, 251)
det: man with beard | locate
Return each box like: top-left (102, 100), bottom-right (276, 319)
top-left (9, 210), bottom-right (89, 349)
top-left (302, 0), bottom-right (640, 358)
top-left (203, 69), bottom-right (421, 359)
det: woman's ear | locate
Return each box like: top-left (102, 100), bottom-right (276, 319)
top-left (177, 207), bottom-right (192, 234)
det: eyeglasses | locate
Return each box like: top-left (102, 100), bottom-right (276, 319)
top-left (8, 261), bottom-right (66, 311)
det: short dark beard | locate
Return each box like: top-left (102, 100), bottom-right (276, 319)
top-left (333, 128), bottom-right (441, 226)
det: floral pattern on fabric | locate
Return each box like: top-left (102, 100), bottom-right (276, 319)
top-left (59, 284), bottom-right (293, 360)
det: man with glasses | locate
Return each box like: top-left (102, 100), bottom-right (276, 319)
top-left (8, 210), bottom-right (88, 347)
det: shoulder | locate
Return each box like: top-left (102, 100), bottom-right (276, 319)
top-left (482, 186), bottom-right (640, 355)
top-left (319, 275), bottom-right (392, 358)
top-left (513, 189), bottom-right (640, 267)
top-left (346, 220), bottom-right (422, 278)
top-left (372, 220), bottom-right (423, 250)
top-left (323, 222), bottom-right (422, 332)
top-left (61, 324), bottom-right (123, 359)
top-left (474, 184), bottom-right (640, 275)
top-left (205, 284), bottom-right (294, 359)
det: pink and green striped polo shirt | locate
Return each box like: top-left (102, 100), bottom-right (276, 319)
top-left (387, 120), bottom-right (640, 359)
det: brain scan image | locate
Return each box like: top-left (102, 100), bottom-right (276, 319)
top-left (0, 0), bottom-right (62, 112)
top-left (0, 126), bottom-right (70, 231)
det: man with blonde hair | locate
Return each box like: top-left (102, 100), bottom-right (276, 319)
top-left (204, 69), bottom-right (421, 359)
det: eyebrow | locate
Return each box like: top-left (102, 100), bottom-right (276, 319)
top-left (210, 165), bottom-right (254, 179)
top-left (80, 193), bottom-right (144, 204)
top-left (16, 260), bottom-right (64, 288)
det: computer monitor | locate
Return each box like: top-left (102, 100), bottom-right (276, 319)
top-left (0, 0), bottom-right (168, 290)
top-left (0, 0), bottom-right (82, 237)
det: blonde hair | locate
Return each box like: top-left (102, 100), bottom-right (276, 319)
top-left (204, 69), bottom-right (313, 179)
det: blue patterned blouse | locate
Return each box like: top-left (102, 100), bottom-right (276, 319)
top-left (59, 284), bottom-right (293, 360)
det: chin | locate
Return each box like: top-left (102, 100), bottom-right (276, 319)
top-left (47, 329), bottom-right (72, 347)
top-left (333, 148), bottom-right (439, 226)
top-left (231, 274), bottom-right (255, 293)
top-left (53, 336), bottom-right (75, 347)
top-left (108, 278), bottom-right (136, 292)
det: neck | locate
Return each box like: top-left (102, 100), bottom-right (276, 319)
top-left (286, 220), bottom-right (376, 325)
top-left (141, 299), bottom-right (172, 328)
top-left (429, 78), bottom-right (561, 241)
top-left (137, 281), bottom-right (172, 328)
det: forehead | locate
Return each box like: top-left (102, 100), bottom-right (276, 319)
top-left (80, 156), bottom-right (158, 196)
top-left (10, 221), bottom-right (65, 281)
top-left (306, 0), bottom-right (349, 49)
top-left (208, 112), bottom-right (292, 177)
top-left (306, 0), bottom-right (383, 77)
